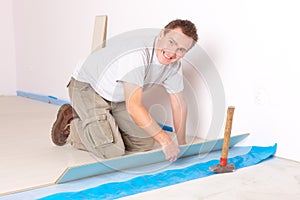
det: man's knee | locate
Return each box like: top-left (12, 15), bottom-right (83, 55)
top-left (92, 143), bottom-right (125, 159)
top-left (136, 138), bottom-right (155, 151)
top-left (122, 134), bottom-right (155, 152)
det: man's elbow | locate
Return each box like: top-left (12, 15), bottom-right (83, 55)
top-left (126, 101), bottom-right (138, 117)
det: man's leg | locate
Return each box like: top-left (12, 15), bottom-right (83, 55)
top-left (68, 78), bottom-right (125, 159)
top-left (111, 102), bottom-right (155, 152)
top-left (67, 118), bottom-right (86, 150)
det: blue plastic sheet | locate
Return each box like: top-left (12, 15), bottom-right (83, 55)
top-left (39, 144), bottom-right (277, 200)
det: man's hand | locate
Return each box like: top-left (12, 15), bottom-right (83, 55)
top-left (153, 130), bottom-right (180, 162)
top-left (162, 141), bottom-right (180, 162)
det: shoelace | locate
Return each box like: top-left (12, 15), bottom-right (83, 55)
top-left (63, 124), bottom-right (71, 135)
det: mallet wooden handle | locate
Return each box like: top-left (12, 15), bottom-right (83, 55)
top-left (220, 106), bottom-right (235, 166)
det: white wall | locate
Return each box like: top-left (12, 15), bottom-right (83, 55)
top-left (0, 0), bottom-right (16, 95)
top-left (10, 0), bottom-right (300, 161)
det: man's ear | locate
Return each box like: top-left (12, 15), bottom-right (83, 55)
top-left (158, 29), bottom-right (165, 39)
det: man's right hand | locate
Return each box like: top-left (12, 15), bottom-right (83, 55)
top-left (162, 141), bottom-right (180, 162)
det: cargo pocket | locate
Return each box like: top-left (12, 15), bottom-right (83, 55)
top-left (83, 113), bottom-right (114, 148)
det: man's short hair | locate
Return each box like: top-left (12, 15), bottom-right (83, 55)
top-left (164, 19), bottom-right (198, 44)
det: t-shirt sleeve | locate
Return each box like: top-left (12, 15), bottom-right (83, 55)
top-left (163, 67), bottom-right (184, 94)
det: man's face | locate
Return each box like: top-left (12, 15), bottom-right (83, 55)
top-left (155, 27), bottom-right (194, 65)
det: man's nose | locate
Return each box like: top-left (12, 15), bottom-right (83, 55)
top-left (164, 49), bottom-right (176, 58)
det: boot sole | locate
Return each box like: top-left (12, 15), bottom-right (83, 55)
top-left (51, 104), bottom-right (73, 146)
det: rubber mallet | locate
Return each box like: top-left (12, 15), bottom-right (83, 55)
top-left (210, 106), bottom-right (235, 173)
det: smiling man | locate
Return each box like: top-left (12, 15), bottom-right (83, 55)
top-left (51, 19), bottom-right (198, 162)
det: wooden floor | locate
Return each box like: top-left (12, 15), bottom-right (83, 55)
top-left (0, 96), bottom-right (97, 195)
top-left (1, 96), bottom-right (300, 200)
top-left (0, 96), bottom-right (204, 195)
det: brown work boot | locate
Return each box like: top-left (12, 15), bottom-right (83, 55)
top-left (51, 104), bottom-right (76, 146)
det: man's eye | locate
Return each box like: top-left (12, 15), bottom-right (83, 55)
top-left (168, 40), bottom-right (174, 45)
top-left (178, 48), bottom-right (186, 53)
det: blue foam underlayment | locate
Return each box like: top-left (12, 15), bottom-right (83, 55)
top-left (0, 145), bottom-right (249, 200)
top-left (16, 90), bottom-right (173, 132)
top-left (16, 90), bottom-right (70, 106)
top-left (38, 144), bottom-right (277, 200)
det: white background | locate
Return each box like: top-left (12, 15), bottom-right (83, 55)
top-left (1, 0), bottom-right (300, 161)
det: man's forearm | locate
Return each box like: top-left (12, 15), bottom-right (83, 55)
top-left (127, 103), bottom-right (172, 145)
top-left (170, 92), bottom-right (187, 145)
top-left (124, 82), bottom-right (173, 146)
top-left (173, 104), bottom-right (187, 145)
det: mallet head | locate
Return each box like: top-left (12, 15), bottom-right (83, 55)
top-left (209, 163), bottom-right (235, 173)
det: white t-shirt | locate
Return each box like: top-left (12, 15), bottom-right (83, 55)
top-left (72, 38), bottom-right (183, 102)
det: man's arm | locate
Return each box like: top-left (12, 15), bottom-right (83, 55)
top-left (123, 82), bottom-right (179, 162)
top-left (169, 92), bottom-right (187, 145)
